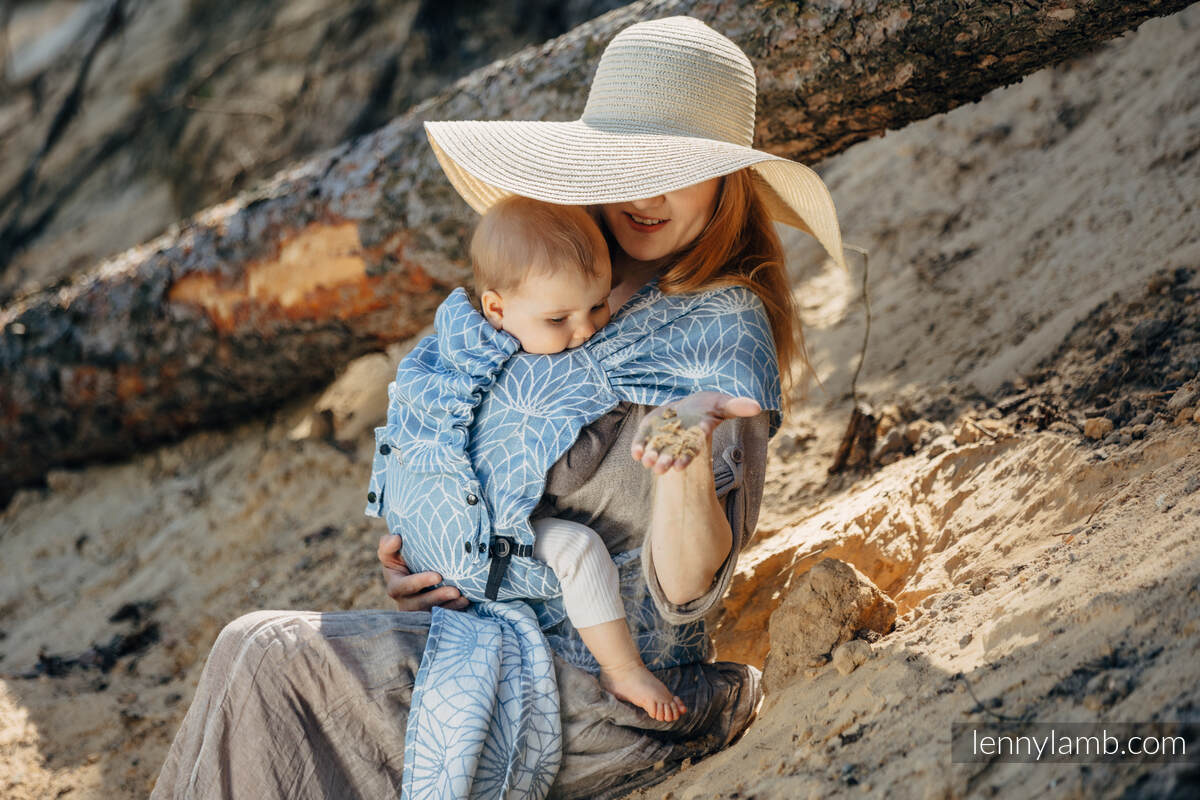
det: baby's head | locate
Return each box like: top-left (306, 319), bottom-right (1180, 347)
top-left (470, 196), bottom-right (612, 354)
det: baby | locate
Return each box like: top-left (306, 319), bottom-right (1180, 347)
top-left (467, 195), bottom-right (686, 722)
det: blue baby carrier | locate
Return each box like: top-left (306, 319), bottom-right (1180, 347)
top-left (365, 281), bottom-right (781, 600)
top-left (363, 279), bottom-right (781, 799)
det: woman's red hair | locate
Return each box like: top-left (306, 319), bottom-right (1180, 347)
top-left (635, 168), bottom-right (812, 408)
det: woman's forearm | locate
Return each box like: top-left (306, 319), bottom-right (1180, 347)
top-left (648, 438), bottom-right (732, 605)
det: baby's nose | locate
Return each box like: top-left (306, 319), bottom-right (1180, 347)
top-left (571, 321), bottom-right (596, 346)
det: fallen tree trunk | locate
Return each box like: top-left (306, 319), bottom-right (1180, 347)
top-left (0, 0), bottom-right (1190, 499)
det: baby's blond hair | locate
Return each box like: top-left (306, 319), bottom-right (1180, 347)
top-left (470, 196), bottom-right (608, 295)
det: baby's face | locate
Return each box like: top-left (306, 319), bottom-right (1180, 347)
top-left (490, 261), bottom-right (612, 354)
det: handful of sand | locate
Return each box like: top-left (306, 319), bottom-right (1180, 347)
top-left (644, 407), bottom-right (704, 460)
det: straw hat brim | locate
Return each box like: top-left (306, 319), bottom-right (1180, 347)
top-left (425, 120), bottom-right (846, 270)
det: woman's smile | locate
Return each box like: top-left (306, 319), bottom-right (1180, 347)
top-left (600, 177), bottom-right (720, 263)
top-left (624, 211), bottom-right (669, 232)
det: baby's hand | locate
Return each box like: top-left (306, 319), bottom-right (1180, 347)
top-left (631, 391), bottom-right (761, 474)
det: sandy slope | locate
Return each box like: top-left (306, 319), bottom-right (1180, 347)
top-left (2, 6), bottom-right (1199, 799)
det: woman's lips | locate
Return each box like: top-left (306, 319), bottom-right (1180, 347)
top-left (624, 212), bottom-right (668, 233)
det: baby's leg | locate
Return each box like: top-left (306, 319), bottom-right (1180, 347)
top-left (532, 517), bottom-right (687, 722)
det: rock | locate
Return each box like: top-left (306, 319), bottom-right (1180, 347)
top-left (905, 419), bottom-right (932, 446)
top-left (1128, 423), bottom-right (1149, 439)
top-left (765, 558), bottom-right (897, 690)
top-left (832, 640), bottom-right (873, 675)
top-left (1175, 407), bottom-right (1194, 426)
top-left (1084, 417), bottom-right (1114, 439)
top-left (953, 417), bottom-right (1012, 445)
top-left (926, 434), bottom-right (954, 458)
top-left (874, 427), bottom-right (907, 459)
top-left (1193, 407), bottom-right (1200, 424)
top-left (953, 418), bottom-right (980, 445)
top-left (1156, 494), bottom-right (1174, 512)
top-left (1047, 420), bottom-right (1077, 436)
top-left (959, 633), bottom-right (973, 648)
top-left (1103, 397), bottom-right (1134, 425)
top-left (1167, 383), bottom-right (1199, 411)
top-left (1131, 318), bottom-right (1170, 342)
top-left (1130, 409), bottom-right (1156, 427)
top-left (876, 404), bottom-right (904, 439)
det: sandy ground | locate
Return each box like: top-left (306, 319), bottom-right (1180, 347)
top-left (2, 6), bottom-right (1199, 799)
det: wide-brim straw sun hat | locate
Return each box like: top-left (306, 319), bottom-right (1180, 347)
top-left (424, 15), bottom-right (846, 270)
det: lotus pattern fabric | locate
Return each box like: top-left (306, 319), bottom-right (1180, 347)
top-left (363, 280), bottom-right (781, 800)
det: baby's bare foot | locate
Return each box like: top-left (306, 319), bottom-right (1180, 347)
top-left (599, 662), bottom-right (687, 722)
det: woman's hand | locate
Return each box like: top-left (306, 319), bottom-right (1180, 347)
top-left (630, 391), bottom-right (762, 474)
top-left (377, 534), bottom-right (470, 612)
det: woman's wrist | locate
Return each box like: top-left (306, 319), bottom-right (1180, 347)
top-left (647, 438), bottom-right (732, 605)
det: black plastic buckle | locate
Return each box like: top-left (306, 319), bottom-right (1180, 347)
top-left (484, 536), bottom-right (516, 600)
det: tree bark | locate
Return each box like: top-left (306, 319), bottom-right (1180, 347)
top-left (0, 0), bottom-right (1190, 499)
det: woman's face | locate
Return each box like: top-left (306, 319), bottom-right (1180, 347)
top-left (598, 177), bottom-right (721, 264)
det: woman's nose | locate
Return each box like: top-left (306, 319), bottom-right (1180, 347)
top-left (629, 195), bottom-right (665, 212)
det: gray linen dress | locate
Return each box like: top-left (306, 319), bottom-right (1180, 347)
top-left (150, 401), bottom-right (770, 800)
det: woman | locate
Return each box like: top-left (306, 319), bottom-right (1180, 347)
top-left (151, 15), bottom-right (844, 800)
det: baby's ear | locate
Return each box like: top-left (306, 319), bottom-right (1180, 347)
top-left (479, 290), bottom-right (504, 326)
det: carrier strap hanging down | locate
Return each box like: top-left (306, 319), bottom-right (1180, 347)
top-left (484, 536), bottom-right (535, 600)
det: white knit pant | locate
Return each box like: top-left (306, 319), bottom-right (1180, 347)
top-left (532, 517), bottom-right (626, 628)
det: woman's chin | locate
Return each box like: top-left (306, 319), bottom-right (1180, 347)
top-left (618, 241), bottom-right (673, 264)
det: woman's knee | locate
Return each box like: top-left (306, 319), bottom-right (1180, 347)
top-left (210, 610), bottom-right (317, 668)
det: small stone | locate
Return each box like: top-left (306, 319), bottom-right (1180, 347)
top-left (905, 419), bottom-right (932, 446)
top-left (874, 427), bottom-right (907, 459)
top-left (1167, 384), bottom-right (1199, 411)
top-left (1130, 410), bottom-right (1155, 427)
top-left (926, 435), bottom-right (954, 458)
top-left (1117, 432), bottom-right (1133, 446)
top-left (1128, 423), bottom-right (1148, 439)
top-left (1156, 494), bottom-right (1174, 513)
top-left (1176, 407), bottom-right (1195, 426)
top-left (1048, 420), bottom-right (1077, 436)
top-left (1184, 476), bottom-right (1200, 495)
top-left (958, 633), bottom-right (973, 648)
top-left (1131, 319), bottom-right (1169, 342)
top-left (832, 639), bottom-right (873, 675)
top-left (1193, 407), bottom-right (1200, 424)
top-left (1084, 417), bottom-right (1114, 440)
top-left (954, 418), bottom-right (980, 446)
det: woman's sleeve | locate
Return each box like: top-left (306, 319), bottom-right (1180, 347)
top-left (639, 408), bottom-right (771, 625)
